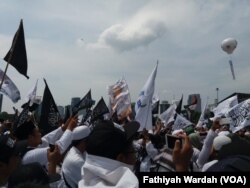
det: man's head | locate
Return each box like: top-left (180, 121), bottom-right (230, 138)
top-left (8, 162), bottom-right (61, 187)
top-left (14, 121), bottom-right (41, 147)
top-left (0, 135), bottom-right (27, 185)
top-left (86, 120), bottom-right (139, 165)
top-left (71, 125), bottom-right (91, 153)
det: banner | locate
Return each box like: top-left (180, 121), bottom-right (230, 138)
top-left (226, 99), bottom-right (250, 133)
top-left (213, 95), bottom-right (238, 117)
top-left (173, 114), bottom-right (192, 131)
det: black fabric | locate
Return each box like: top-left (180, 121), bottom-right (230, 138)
top-left (72, 89), bottom-right (95, 116)
top-left (175, 95), bottom-right (183, 114)
top-left (8, 162), bottom-right (61, 187)
top-left (86, 120), bottom-right (139, 160)
top-left (13, 106), bottom-right (30, 134)
top-left (91, 97), bottom-right (109, 122)
top-left (4, 19), bottom-right (29, 79)
top-left (39, 79), bottom-right (61, 135)
top-left (14, 120), bottom-right (36, 141)
top-left (207, 155), bottom-right (250, 172)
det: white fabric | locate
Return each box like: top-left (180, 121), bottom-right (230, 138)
top-left (145, 141), bottom-right (158, 160)
top-left (196, 129), bottom-right (218, 168)
top-left (226, 99), bottom-right (250, 133)
top-left (213, 135), bottom-right (231, 151)
top-left (108, 77), bottom-right (132, 119)
top-left (22, 129), bottom-right (73, 166)
top-left (135, 63), bottom-right (158, 131)
top-left (25, 79), bottom-right (38, 104)
top-left (0, 68), bottom-right (20, 103)
top-left (140, 141), bottom-right (158, 172)
top-left (55, 129), bottom-right (73, 154)
top-left (78, 154), bottom-right (138, 188)
top-left (62, 147), bottom-right (86, 188)
top-left (172, 114), bottom-right (192, 130)
top-left (218, 130), bottom-right (230, 136)
top-left (39, 127), bottom-right (64, 148)
top-left (197, 100), bottom-right (208, 128)
top-left (72, 126), bottom-right (90, 140)
top-left (213, 95), bottom-right (238, 117)
top-left (159, 103), bottom-right (177, 126)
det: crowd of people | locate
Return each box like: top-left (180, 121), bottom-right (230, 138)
top-left (0, 109), bottom-right (250, 188)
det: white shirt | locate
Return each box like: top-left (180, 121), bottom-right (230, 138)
top-left (62, 147), bottom-right (86, 188)
top-left (22, 129), bottom-right (73, 166)
top-left (196, 129), bottom-right (218, 168)
top-left (78, 154), bottom-right (139, 188)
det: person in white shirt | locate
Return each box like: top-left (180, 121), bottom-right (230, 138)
top-left (61, 125), bottom-right (90, 188)
top-left (78, 120), bottom-right (140, 188)
top-left (13, 116), bottom-right (78, 167)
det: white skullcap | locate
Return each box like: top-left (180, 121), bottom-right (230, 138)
top-left (218, 131), bottom-right (230, 136)
top-left (213, 135), bottom-right (232, 151)
top-left (148, 129), bottom-right (153, 134)
top-left (72, 126), bottom-right (90, 140)
top-left (172, 129), bottom-right (183, 136)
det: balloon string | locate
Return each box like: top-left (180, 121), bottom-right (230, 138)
top-left (229, 54), bottom-right (233, 61)
top-left (229, 59), bottom-right (236, 80)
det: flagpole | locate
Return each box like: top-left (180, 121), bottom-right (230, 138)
top-left (0, 19), bottom-right (22, 90)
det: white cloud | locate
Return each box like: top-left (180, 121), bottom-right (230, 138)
top-left (1, 0), bottom-right (250, 114)
top-left (97, 21), bottom-right (166, 51)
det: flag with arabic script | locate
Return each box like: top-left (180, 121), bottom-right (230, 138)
top-left (39, 79), bottom-right (61, 135)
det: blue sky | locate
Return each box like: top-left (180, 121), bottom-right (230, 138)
top-left (0, 0), bottom-right (250, 113)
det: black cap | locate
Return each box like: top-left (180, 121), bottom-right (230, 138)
top-left (86, 120), bottom-right (139, 160)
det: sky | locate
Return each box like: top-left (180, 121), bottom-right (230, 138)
top-left (0, 0), bottom-right (250, 114)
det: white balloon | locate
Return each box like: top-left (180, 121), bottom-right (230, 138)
top-left (221, 38), bottom-right (237, 54)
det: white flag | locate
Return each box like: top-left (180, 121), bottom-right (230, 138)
top-left (196, 99), bottom-right (208, 128)
top-left (135, 62), bottom-right (158, 131)
top-left (226, 99), bottom-right (250, 133)
top-left (25, 79), bottom-right (40, 105)
top-left (108, 77), bottom-right (132, 120)
top-left (0, 68), bottom-right (20, 103)
top-left (173, 114), bottom-right (192, 131)
top-left (212, 95), bottom-right (238, 117)
top-left (159, 103), bottom-right (177, 126)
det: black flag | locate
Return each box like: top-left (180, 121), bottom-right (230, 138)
top-left (91, 97), bottom-right (109, 122)
top-left (4, 19), bottom-right (29, 79)
top-left (13, 105), bottom-right (30, 133)
top-left (21, 100), bottom-right (40, 112)
top-left (72, 89), bottom-right (95, 115)
top-left (152, 100), bottom-right (159, 114)
top-left (39, 79), bottom-right (61, 135)
top-left (176, 95), bottom-right (183, 114)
